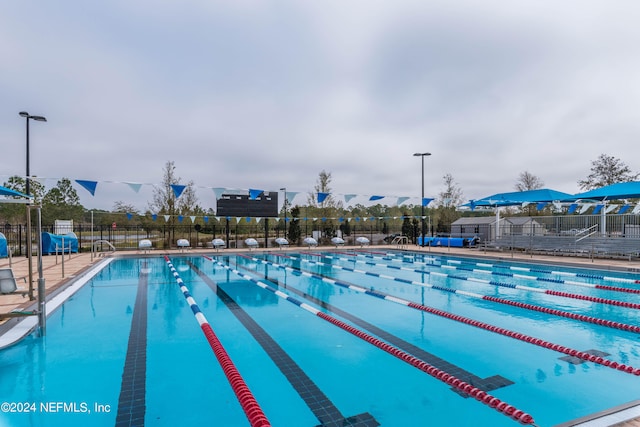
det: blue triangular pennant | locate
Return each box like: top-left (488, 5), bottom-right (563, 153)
top-left (75, 180), bottom-right (98, 196)
top-left (171, 184), bottom-right (186, 198)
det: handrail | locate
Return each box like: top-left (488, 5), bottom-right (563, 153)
top-left (391, 235), bottom-right (408, 248)
top-left (92, 239), bottom-right (116, 252)
top-left (576, 224), bottom-right (599, 242)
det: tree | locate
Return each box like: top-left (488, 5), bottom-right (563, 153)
top-left (515, 171), bottom-right (544, 192)
top-left (149, 161), bottom-right (200, 218)
top-left (42, 178), bottom-right (84, 223)
top-left (435, 173), bottom-right (464, 208)
top-left (149, 161), bottom-right (199, 245)
top-left (0, 176), bottom-right (46, 224)
top-left (287, 206), bottom-right (302, 244)
top-left (578, 154), bottom-right (638, 190)
top-left (515, 171), bottom-right (544, 215)
top-left (434, 173), bottom-right (463, 234)
top-left (306, 170), bottom-right (342, 241)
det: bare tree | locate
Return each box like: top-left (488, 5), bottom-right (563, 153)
top-left (436, 173), bottom-right (464, 208)
top-left (578, 154), bottom-right (638, 190)
top-left (515, 171), bottom-right (544, 192)
top-left (306, 170), bottom-right (342, 241)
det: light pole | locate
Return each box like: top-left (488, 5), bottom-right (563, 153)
top-left (19, 111), bottom-right (46, 304)
top-left (280, 187), bottom-right (287, 239)
top-left (413, 152), bottom-right (431, 247)
top-left (19, 112), bottom-right (47, 196)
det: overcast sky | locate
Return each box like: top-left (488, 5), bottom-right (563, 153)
top-left (2, 1), bottom-right (640, 212)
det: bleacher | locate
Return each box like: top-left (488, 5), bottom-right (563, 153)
top-left (484, 235), bottom-right (640, 260)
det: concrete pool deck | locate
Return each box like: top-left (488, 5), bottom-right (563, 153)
top-left (1, 244), bottom-right (639, 426)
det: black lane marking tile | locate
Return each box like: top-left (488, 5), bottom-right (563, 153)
top-left (559, 349), bottom-right (611, 365)
top-left (252, 258), bottom-right (514, 397)
top-left (190, 262), bottom-right (379, 427)
top-left (115, 262), bottom-right (149, 427)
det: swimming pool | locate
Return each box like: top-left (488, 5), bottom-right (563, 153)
top-left (0, 249), bottom-right (639, 427)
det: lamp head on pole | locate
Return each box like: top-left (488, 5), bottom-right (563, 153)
top-left (19, 111), bottom-right (47, 122)
top-left (413, 152), bottom-right (432, 157)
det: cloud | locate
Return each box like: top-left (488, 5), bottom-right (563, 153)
top-left (2, 0), bottom-right (640, 211)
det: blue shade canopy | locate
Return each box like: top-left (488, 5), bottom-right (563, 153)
top-left (0, 185), bottom-right (31, 199)
top-left (571, 181), bottom-right (640, 201)
top-left (464, 188), bottom-right (574, 209)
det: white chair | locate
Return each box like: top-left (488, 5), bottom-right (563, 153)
top-left (331, 237), bottom-right (345, 247)
top-left (177, 239), bottom-right (190, 252)
top-left (0, 268), bottom-right (26, 296)
top-left (212, 238), bottom-right (226, 251)
top-left (303, 237), bottom-right (318, 248)
top-left (245, 238), bottom-right (259, 250)
top-left (275, 237), bottom-right (289, 249)
top-left (138, 239), bottom-right (152, 253)
top-left (355, 237), bottom-right (370, 247)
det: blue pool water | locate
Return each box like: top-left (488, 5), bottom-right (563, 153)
top-left (1, 250), bottom-right (639, 427)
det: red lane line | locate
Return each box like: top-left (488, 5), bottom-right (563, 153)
top-left (316, 312), bottom-right (535, 425)
top-left (406, 301), bottom-right (640, 376)
top-left (596, 284), bottom-right (640, 294)
top-left (201, 324), bottom-right (271, 427)
top-left (484, 296), bottom-right (640, 333)
top-left (546, 289), bottom-right (640, 309)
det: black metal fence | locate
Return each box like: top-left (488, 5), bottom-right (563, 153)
top-left (2, 220), bottom-right (408, 255)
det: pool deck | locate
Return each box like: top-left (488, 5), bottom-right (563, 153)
top-left (1, 244), bottom-right (639, 426)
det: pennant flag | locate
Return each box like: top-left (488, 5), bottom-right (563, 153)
top-left (618, 205), bottom-right (630, 214)
top-left (178, 215), bottom-right (184, 223)
top-left (632, 205), bottom-right (640, 214)
top-left (317, 192), bottom-right (329, 203)
top-left (190, 216), bottom-right (196, 223)
top-left (579, 204), bottom-right (591, 214)
top-left (212, 188), bottom-right (226, 199)
top-left (369, 195), bottom-right (384, 201)
top-left (321, 217), bottom-right (327, 222)
top-left (126, 213), bottom-right (133, 220)
top-left (339, 217), bottom-right (344, 222)
top-left (249, 189), bottom-right (263, 200)
top-left (567, 203), bottom-right (578, 214)
top-left (396, 197), bottom-right (410, 205)
top-left (236, 217), bottom-right (242, 223)
top-left (256, 217), bottom-right (262, 224)
top-left (536, 202), bottom-right (547, 211)
top-left (171, 184), bottom-right (186, 199)
top-left (286, 191), bottom-right (300, 204)
top-left (592, 204), bottom-right (603, 214)
top-left (125, 182), bottom-right (142, 193)
top-left (344, 194), bottom-right (357, 203)
top-left (152, 214), bottom-right (157, 221)
top-left (76, 180), bottom-right (98, 196)
top-left (164, 215), bottom-right (170, 222)
top-left (605, 205), bottom-right (618, 214)
top-left (422, 198), bottom-right (434, 207)
top-left (362, 217), bottom-right (368, 222)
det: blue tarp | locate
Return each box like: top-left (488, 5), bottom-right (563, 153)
top-left (41, 232), bottom-right (78, 255)
top-left (417, 237), bottom-right (476, 247)
top-left (0, 232), bottom-right (7, 257)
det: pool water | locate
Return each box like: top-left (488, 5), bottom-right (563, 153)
top-left (1, 250), bottom-right (639, 427)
